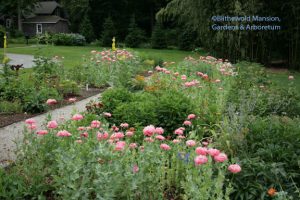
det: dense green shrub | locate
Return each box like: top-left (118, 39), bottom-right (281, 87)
top-left (0, 101), bottom-right (22, 113)
top-left (52, 33), bottom-right (86, 46)
top-left (100, 87), bottom-right (133, 113)
top-left (151, 23), bottom-right (167, 49)
top-left (223, 116), bottom-right (300, 200)
top-left (101, 17), bottom-right (117, 47)
top-left (57, 79), bottom-right (80, 96)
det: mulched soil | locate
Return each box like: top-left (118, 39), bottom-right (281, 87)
top-left (0, 87), bottom-right (105, 128)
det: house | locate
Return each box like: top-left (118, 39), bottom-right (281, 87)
top-left (22, 1), bottom-right (69, 36)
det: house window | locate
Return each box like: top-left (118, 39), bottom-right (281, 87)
top-left (6, 19), bottom-right (11, 28)
top-left (36, 24), bottom-right (42, 34)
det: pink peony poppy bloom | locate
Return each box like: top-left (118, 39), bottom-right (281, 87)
top-left (132, 164), bottom-right (139, 173)
top-left (174, 128), bottom-right (184, 135)
top-left (97, 132), bottom-right (109, 141)
top-left (214, 153), bottom-right (228, 162)
top-left (72, 114), bottom-right (84, 121)
top-left (115, 141), bottom-right (126, 151)
top-left (195, 147), bottom-right (207, 155)
top-left (25, 118), bottom-right (36, 125)
top-left (172, 139), bottom-right (181, 144)
top-left (228, 164), bottom-right (241, 173)
top-left (75, 140), bottom-right (83, 144)
top-left (91, 120), bottom-right (101, 128)
top-left (143, 125), bottom-right (156, 137)
top-left (186, 140), bottom-right (196, 147)
top-left (126, 131), bottom-right (134, 137)
top-left (160, 144), bottom-right (171, 151)
top-left (207, 148), bottom-right (220, 157)
top-left (37, 130), bottom-right (48, 135)
top-left (155, 127), bottom-right (164, 135)
top-left (129, 143), bottom-right (138, 149)
top-left (103, 112), bottom-right (112, 117)
top-left (181, 75), bottom-right (187, 80)
top-left (183, 120), bottom-right (192, 126)
top-left (80, 132), bottom-right (89, 138)
top-left (177, 135), bottom-right (186, 139)
top-left (194, 155), bottom-right (208, 165)
top-left (47, 120), bottom-right (58, 129)
top-left (28, 124), bottom-right (37, 130)
top-left (155, 135), bottom-right (165, 141)
top-left (202, 141), bottom-right (209, 146)
top-left (115, 132), bottom-right (125, 139)
top-left (46, 99), bottom-right (57, 105)
top-left (187, 114), bottom-right (196, 120)
top-left (144, 137), bottom-right (154, 143)
top-left (77, 126), bottom-right (86, 131)
top-left (57, 130), bottom-right (72, 137)
top-left (120, 123), bottom-right (129, 128)
top-left (174, 72), bottom-right (179, 76)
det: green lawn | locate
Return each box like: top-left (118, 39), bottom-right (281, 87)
top-left (5, 44), bottom-right (300, 90)
top-left (6, 44), bottom-right (199, 69)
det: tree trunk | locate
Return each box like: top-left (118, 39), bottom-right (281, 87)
top-left (18, 0), bottom-right (22, 31)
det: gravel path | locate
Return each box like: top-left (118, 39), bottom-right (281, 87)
top-left (6, 53), bottom-right (35, 68)
top-left (0, 93), bottom-right (101, 167)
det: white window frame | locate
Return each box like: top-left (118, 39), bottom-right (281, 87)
top-left (36, 24), bottom-right (43, 34)
top-left (6, 19), bottom-right (11, 28)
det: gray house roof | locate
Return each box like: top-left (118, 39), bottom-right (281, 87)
top-left (22, 15), bottom-right (67, 24)
top-left (34, 1), bottom-right (62, 15)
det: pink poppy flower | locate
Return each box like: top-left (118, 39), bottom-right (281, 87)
top-left (174, 128), bottom-right (184, 135)
top-left (126, 131), bottom-right (134, 137)
top-left (25, 118), bottom-right (36, 125)
top-left (187, 114), bottom-right (196, 120)
top-left (228, 164), bottom-right (241, 173)
top-left (120, 123), bottom-right (129, 128)
top-left (172, 139), bottom-right (181, 144)
top-left (132, 164), bottom-right (139, 173)
top-left (75, 140), bottom-right (83, 144)
top-left (91, 120), bottom-right (101, 128)
top-left (72, 114), bottom-right (84, 121)
top-left (144, 137), bottom-right (154, 143)
top-left (181, 75), bottom-right (187, 80)
top-left (186, 140), bottom-right (196, 147)
top-left (143, 125), bottom-right (156, 137)
top-left (160, 144), bottom-right (171, 151)
top-left (115, 141), bottom-right (126, 151)
top-left (103, 112), bottom-right (112, 117)
top-left (28, 124), bottom-right (37, 130)
top-left (195, 147), bottom-right (207, 155)
top-left (214, 153), bottom-right (228, 162)
top-left (80, 132), bottom-right (88, 138)
top-left (77, 126), bottom-right (85, 131)
top-left (194, 155), bottom-right (208, 165)
top-left (46, 99), bottom-right (57, 105)
top-left (177, 135), bottom-right (186, 139)
top-left (155, 127), bottom-right (164, 135)
top-left (129, 143), bottom-right (138, 149)
top-left (155, 135), bottom-right (165, 141)
top-left (47, 120), bottom-right (58, 129)
top-left (183, 120), bottom-right (192, 126)
top-left (37, 130), bottom-right (48, 135)
top-left (57, 130), bottom-right (72, 137)
top-left (207, 148), bottom-right (220, 157)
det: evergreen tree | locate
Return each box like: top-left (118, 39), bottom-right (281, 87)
top-left (101, 17), bottom-right (117, 47)
top-left (151, 23), bottom-right (167, 49)
top-left (125, 15), bottom-right (145, 48)
top-left (79, 13), bottom-right (95, 43)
